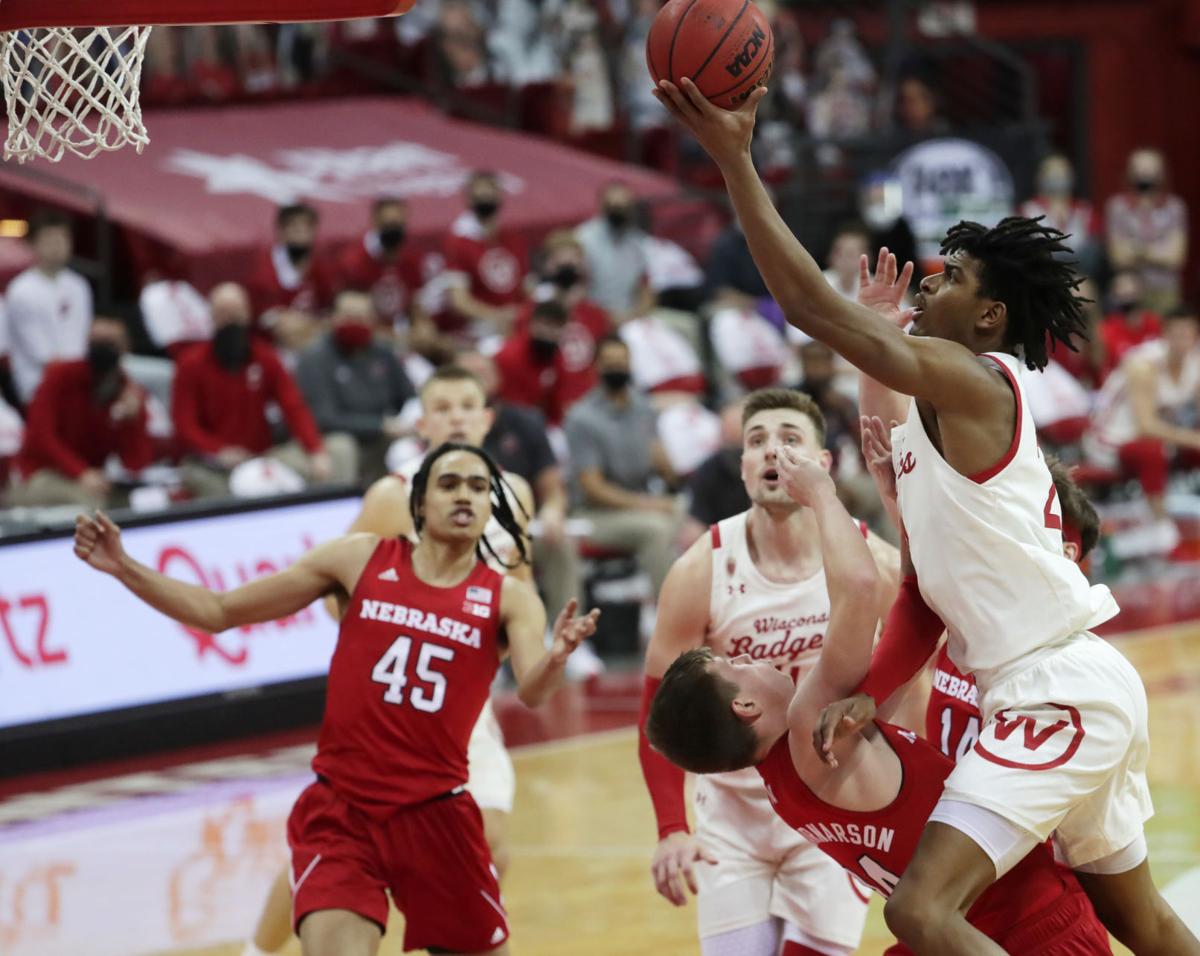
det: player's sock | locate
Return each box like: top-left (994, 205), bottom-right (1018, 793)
top-left (699, 921), bottom-right (779, 956)
top-left (241, 942), bottom-right (272, 956)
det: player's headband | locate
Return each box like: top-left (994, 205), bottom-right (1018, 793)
top-left (1063, 520), bottom-right (1083, 562)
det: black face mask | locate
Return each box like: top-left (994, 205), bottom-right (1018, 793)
top-left (213, 324), bottom-right (251, 370)
top-left (530, 336), bottom-right (559, 361)
top-left (378, 225), bottom-right (406, 251)
top-left (87, 341), bottom-right (122, 379)
top-left (1132, 177), bottom-right (1159, 194)
top-left (600, 370), bottom-right (631, 392)
top-left (285, 242), bottom-right (311, 265)
top-left (549, 264), bottom-right (581, 290)
top-left (472, 199), bottom-right (500, 221)
top-left (604, 206), bottom-right (632, 231)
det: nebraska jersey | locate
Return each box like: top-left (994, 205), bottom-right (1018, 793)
top-left (314, 537), bottom-right (504, 813)
top-left (892, 351), bottom-right (1118, 675)
top-left (926, 645), bottom-right (982, 763)
top-left (704, 512), bottom-right (838, 793)
top-left (757, 722), bottom-right (1081, 941)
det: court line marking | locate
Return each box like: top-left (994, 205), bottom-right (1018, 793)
top-left (509, 726), bottom-right (635, 758)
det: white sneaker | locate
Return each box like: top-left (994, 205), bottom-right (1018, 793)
top-left (564, 639), bottom-right (606, 681)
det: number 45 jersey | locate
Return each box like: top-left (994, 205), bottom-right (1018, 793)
top-left (314, 537), bottom-right (505, 814)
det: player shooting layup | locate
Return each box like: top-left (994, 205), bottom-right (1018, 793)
top-left (74, 443), bottom-right (598, 956)
top-left (640, 387), bottom-right (899, 956)
top-left (653, 77), bottom-right (1198, 955)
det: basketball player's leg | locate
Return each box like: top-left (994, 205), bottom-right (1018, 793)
top-left (480, 808), bottom-right (511, 878)
top-left (466, 699), bottom-right (516, 879)
top-left (298, 909), bottom-right (383, 956)
top-left (245, 866), bottom-right (293, 954)
top-left (1074, 857), bottom-right (1200, 955)
top-left (772, 834), bottom-right (869, 956)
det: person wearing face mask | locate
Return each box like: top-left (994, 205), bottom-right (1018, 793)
top-left (438, 170), bottom-right (530, 340)
top-left (565, 335), bottom-right (682, 602)
top-left (492, 300), bottom-right (575, 428)
top-left (172, 282), bottom-right (358, 499)
top-left (1105, 147), bottom-right (1188, 314)
top-left (295, 290), bottom-right (416, 483)
top-left (1019, 154), bottom-right (1101, 278)
top-left (3, 209), bottom-right (93, 407)
top-left (1098, 271), bottom-right (1163, 379)
top-left (248, 202), bottom-right (333, 351)
top-left (575, 181), bottom-right (653, 318)
top-left (336, 196), bottom-right (439, 346)
top-left (6, 318), bottom-right (153, 509)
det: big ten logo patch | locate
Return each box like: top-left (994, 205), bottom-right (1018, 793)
top-left (975, 703), bottom-right (1085, 771)
top-left (0, 593), bottom-right (65, 669)
top-left (169, 796), bottom-right (289, 942)
top-left (158, 538), bottom-right (318, 665)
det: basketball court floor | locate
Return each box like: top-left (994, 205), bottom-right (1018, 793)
top-left (1, 622), bottom-right (1197, 956)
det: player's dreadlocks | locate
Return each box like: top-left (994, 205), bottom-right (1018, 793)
top-left (940, 215), bottom-right (1089, 371)
top-left (409, 441), bottom-right (530, 570)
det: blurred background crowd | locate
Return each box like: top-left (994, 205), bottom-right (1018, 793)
top-left (1, 0), bottom-right (1198, 662)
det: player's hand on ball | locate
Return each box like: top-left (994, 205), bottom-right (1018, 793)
top-left (652, 77), bottom-right (766, 168)
top-left (861, 415), bottom-right (899, 504)
top-left (812, 692), bottom-right (876, 768)
top-left (856, 247), bottom-right (916, 327)
top-left (74, 511), bottom-right (127, 576)
top-left (549, 598), bottom-right (601, 664)
top-left (775, 445), bottom-right (834, 507)
top-left (651, 830), bottom-right (718, 907)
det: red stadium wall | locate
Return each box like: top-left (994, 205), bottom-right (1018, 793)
top-left (973, 0), bottom-right (1200, 297)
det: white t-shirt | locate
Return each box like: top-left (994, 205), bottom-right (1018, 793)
top-left (139, 279), bottom-right (212, 350)
top-left (4, 265), bottom-right (92, 401)
top-left (1089, 339), bottom-right (1200, 449)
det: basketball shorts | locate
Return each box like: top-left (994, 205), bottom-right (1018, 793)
top-left (467, 697), bottom-right (515, 813)
top-left (940, 631), bottom-right (1153, 871)
top-left (693, 774), bottom-right (870, 950)
top-left (287, 779), bottom-right (509, 953)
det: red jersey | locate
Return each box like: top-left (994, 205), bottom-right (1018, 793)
top-left (247, 245), bottom-right (334, 323)
top-left (440, 213), bottom-right (528, 331)
top-left (514, 298), bottom-right (611, 409)
top-left (757, 722), bottom-right (1087, 945)
top-left (493, 330), bottom-right (570, 427)
top-left (335, 237), bottom-right (430, 329)
top-left (926, 645), bottom-right (982, 763)
top-left (314, 538), bottom-right (505, 814)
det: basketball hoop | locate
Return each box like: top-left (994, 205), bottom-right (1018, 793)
top-left (0, 0), bottom-right (417, 164)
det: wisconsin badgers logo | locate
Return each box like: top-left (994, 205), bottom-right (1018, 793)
top-left (975, 703), bottom-right (1086, 771)
top-left (725, 25), bottom-right (767, 79)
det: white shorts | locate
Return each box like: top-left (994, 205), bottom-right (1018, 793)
top-left (466, 698), bottom-right (515, 813)
top-left (693, 772), bottom-right (870, 949)
top-left (941, 632), bottom-right (1153, 870)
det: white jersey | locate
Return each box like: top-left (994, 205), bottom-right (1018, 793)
top-left (1089, 339), bottom-right (1200, 449)
top-left (892, 351), bottom-right (1118, 676)
top-left (396, 455), bottom-right (524, 572)
top-left (704, 511), bottom-right (840, 793)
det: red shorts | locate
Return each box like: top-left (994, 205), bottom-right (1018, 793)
top-left (287, 778), bottom-right (509, 953)
top-left (882, 883), bottom-right (1111, 955)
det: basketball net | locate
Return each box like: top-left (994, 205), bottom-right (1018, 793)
top-left (0, 25), bottom-right (151, 163)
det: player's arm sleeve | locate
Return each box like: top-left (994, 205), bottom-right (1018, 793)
top-left (639, 675), bottom-right (690, 839)
top-left (856, 573), bottom-right (946, 708)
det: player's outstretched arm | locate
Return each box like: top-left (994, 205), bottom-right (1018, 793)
top-left (502, 582), bottom-right (599, 707)
top-left (653, 79), bottom-right (999, 412)
top-left (75, 512), bottom-right (372, 633)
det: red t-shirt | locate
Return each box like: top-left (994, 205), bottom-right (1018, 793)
top-left (335, 237), bottom-right (430, 329)
top-left (313, 537), bottom-right (505, 814)
top-left (1100, 311), bottom-right (1162, 380)
top-left (246, 246), bottom-right (334, 324)
top-left (514, 298), bottom-right (611, 410)
top-left (493, 329), bottom-right (570, 426)
top-left (171, 339), bottom-right (323, 456)
top-left (15, 361), bottom-right (153, 479)
top-left (758, 722), bottom-right (1088, 945)
top-left (440, 215), bottom-right (528, 331)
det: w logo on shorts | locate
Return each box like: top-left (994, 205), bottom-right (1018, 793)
top-left (975, 703), bottom-right (1086, 771)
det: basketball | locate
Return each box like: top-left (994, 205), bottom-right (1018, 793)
top-left (646, 0), bottom-right (774, 109)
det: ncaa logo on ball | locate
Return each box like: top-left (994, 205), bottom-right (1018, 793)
top-left (974, 703), bottom-right (1086, 771)
top-left (725, 24), bottom-right (767, 79)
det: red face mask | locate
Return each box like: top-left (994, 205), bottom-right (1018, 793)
top-left (333, 321), bottom-right (374, 352)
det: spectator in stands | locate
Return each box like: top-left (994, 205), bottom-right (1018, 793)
top-left (619, 0), bottom-right (664, 134)
top-left (1085, 305), bottom-right (1200, 556)
top-left (138, 272), bottom-right (212, 360)
top-left (576, 182), bottom-right (651, 318)
top-left (893, 70), bottom-right (949, 136)
top-left (335, 196), bottom-right (436, 347)
top-left (6, 318), bottom-right (152, 509)
top-left (248, 202), bottom-right (332, 351)
top-left (566, 334), bottom-right (680, 598)
top-left (858, 172), bottom-right (919, 289)
top-left (456, 347), bottom-right (582, 628)
top-left (707, 204), bottom-right (771, 310)
top-left (680, 398), bottom-right (751, 547)
top-left (434, 0), bottom-right (495, 88)
top-left (1100, 271), bottom-right (1163, 379)
top-left (489, 0), bottom-right (564, 87)
top-left (494, 300), bottom-right (574, 427)
top-left (822, 221), bottom-right (870, 301)
top-left (1106, 147), bottom-right (1189, 314)
top-left (1019, 154), bottom-right (1101, 279)
top-left (0, 301), bottom-right (20, 414)
top-left (3, 210), bottom-right (92, 407)
top-left (172, 282), bottom-right (356, 499)
top-left (440, 170), bottom-right (529, 339)
top-left (295, 291), bottom-right (415, 483)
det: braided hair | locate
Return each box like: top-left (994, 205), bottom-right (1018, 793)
top-left (409, 441), bottom-right (530, 571)
top-left (940, 216), bottom-right (1089, 371)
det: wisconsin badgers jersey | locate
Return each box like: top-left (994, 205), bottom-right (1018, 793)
top-left (926, 645), bottom-right (982, 763)
top-left (757, 722), bottom-right (1082, 941)
top-left (314, 537), bottom-right (504, 813)
top-left (892, 352), bottom-right (1118, 675)
top-left (706, 512), bottom-right (835, 793)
